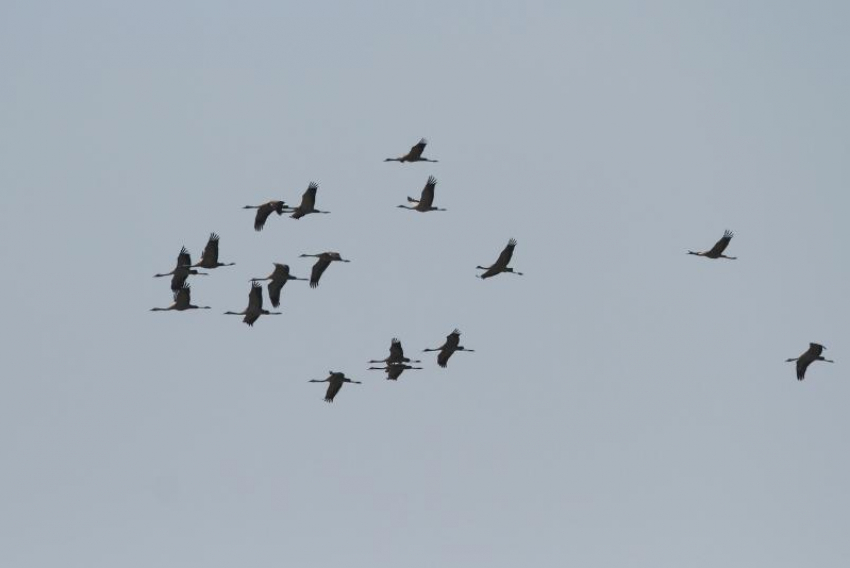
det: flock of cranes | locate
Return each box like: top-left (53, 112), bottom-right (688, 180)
top-left (152, 138), bottom-right (834, 401)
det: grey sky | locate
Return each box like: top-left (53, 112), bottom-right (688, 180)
top-left (1, 1), bottom-right (848, 566)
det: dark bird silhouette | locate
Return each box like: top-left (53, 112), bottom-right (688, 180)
top-left (224, 281), bottom-right (281, 326)
top-left (150, 283), bottom-right (210, 312)
top-left (423, 329), bottom-right (474, 368)
top-left (477, 238), bottom-right (523, 279)
top-left (299, 252), bottom-right (350, 288)
top-left (309, 371), bottom-right (361, 403)
top-left (384, 138), bottom-right (438, 163)
top-left (786, 343), bottom-right (834, 381)
top-left (688, 230), bottom-right (737, 259)
top-left (290, 182), bottom-right (330, 219)
top-left (154, 246), bottom-right (208, 291)
top-left (368, 364), bottom-right (422, 381)
top-left (192, 233), bottom-right (235, 269)
top-left (397, 176), bottom-right (446, 212)
top-left (369, 338), bottom-right (421, 366)
top-left (243, 200), bottom-right (291, 231)
top-left (251, 263), bottom-right (307, 308)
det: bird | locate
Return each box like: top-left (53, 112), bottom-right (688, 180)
top-left (150, 283), bottom-right (210, 312)
top-left (250, 263), bottom-right (307, 308)
top-left (369, 338), bottom-right (421, 365)
top-left (289, 182), bottom-right (330, 219)
top-left (243, 200), bottom-right (291, 231)
top-left (786, 343), bottom-right (834, 381)
top-left (224, 281), bottom-right (281, 326)
top-left (384, 138), bottom-right (438, 163)
top-left (309, 371), bottom-right (361, 403)
top-left (154, 246), bottom-right (208, 291)
top-left (688, 230), bottom-right (737, 259)
top-left (397, 176), bottom-right (446, 212)
top-left (192, 233), bottom-right (235, 269)
top-left (368, 364), bottom-right (422, 381)
top-left (423, 329), bottom-right (474, 368)
top-left (299, 252), bottom-right (350, 288)
top-left (477, 238), bottom-right (523, 279)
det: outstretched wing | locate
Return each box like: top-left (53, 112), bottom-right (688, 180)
top-left (407, 138), bottom-right (427, 160)
top-left (419, 176), bottom-right (437, 208)
top-left (796, 358), bottom-right (811, 381)
top-left (267, 279), bottom-right (284, 308)
top-left (478, 265), bottom-right (501, 279)
top-left (706, 230), bottom-right (733, 256)
top-left (173, 283), bottom-right (191, 308)
top-left (248, 281), bottom-right (263, 312)
top-left (170, 269), bottom-right (188, 292)
top-left (494, 239), bottom-right (517, 269)
top-left (177, 246), bottom-right (191, 267)
top-left (389, 338), bottom-right (404, 362)
top-left (310, 257), bottom-right (331, 288)
top-left (200, 233), bottom-right (220, 265)
top-left (292, 182), bottom-right (318, 219)
top-left (325, 380), bottom-right (343, 402)
top-left (445, 329), bottom-right (461, 349)
top-left (437, 348), bottom-right (453, 368)
top-left (254, 203), bottom-right (274, 231)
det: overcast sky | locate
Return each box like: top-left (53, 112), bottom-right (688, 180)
top-left (1, 1), bottom-right (848, 566)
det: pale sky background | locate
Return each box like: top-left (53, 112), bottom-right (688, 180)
top-left (1, 1), bottom-right (848, 566)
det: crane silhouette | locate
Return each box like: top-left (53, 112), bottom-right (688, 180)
top-left (477, 239), bottom-right (523, 279)
top-left (368, 364), bottom-right (422, 381)
top-left (290, 182), bottom-right (330, 219)
top-left (192, 233), bottom-right (235, 269)
top-left (150, 283), bottom-right (210, 312)
top-left (384, 138), bottom-right (438, 163)
top-left (154, 246), bottom-right (208, 291)
top-left (369, 338), bottom-right (421, 365)
top-left (688, 230), bottom-right (737, 259)
top-left (424, 329), bottom-right (474, 368)
top-left (397, 176), bottom-right (446, 212)
top-left (243, 200), bottom-right (291, 231)
top-left (786, 343), bottom-right (834, 380)
top-left (251, 263), bottom-right (307, 308)
top-left (299, 252), bottom-right (350, 288)
top-left (309, 371), bottom-right (361, 402)
top-left (224, 281), bottom-right (281, 326)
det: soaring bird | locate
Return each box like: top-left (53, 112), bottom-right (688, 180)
top-left (154, 246), bottom-right (208, 291)
top-left (369, 338), bottom-right (421, 365)
top-left (150, 283), bottom-right (210, 312)
top-left (243, 200), bottom-right (291, 231)
top-left (368, 364), bottom-right (422, 381)
top-left (397, 176), bottom-right (446, 212)
top-left (224, 281), bottom-right (281, 326)
top-left (424, 329), bottom-right (474, 368)
top-left (384, 138), bottom-right (438, 163)
top-left (299, 252), bottom-right (350, 288)
top-left (477, 239), bottom-right (523, 279)
top-left (290, 182), bottom-right (330, 219)
top-left (192, 233), bottom-right (235, 269)
top-left (786, 343), bottom-right (834, 381)
top-left (688, 230), bottom-right (737, 259)
top-left (309, 371), bottom-right (361, 403)
top-left (250, 263), bottom-right (307, 308)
